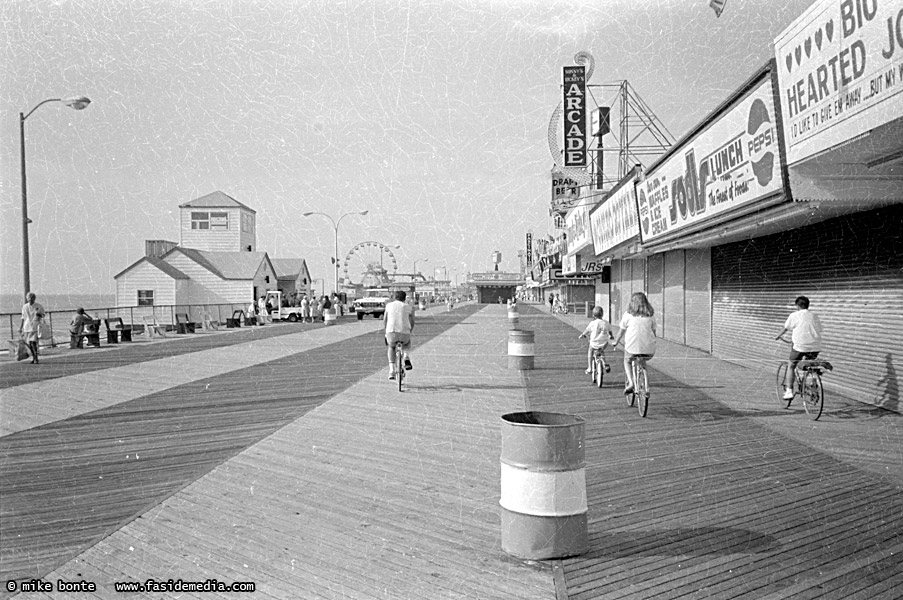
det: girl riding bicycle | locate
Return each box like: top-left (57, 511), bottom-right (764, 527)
top-left (612, 292), bottom-right (657, 395)
top-left (579, 306), bottom-right (613, 375)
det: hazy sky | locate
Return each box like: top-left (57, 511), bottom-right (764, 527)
top-left (1, 0), bottom-right (814, 296)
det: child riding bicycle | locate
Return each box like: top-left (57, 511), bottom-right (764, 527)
top-left (774, 295), bottom-right (823, 400)
top-left (579, 306), bottom-right (613, 375)
top-left (612, 292), bottom-right (657, 395)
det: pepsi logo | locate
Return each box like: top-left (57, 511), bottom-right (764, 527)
top-left (747, 98), bottom-right (775, 187)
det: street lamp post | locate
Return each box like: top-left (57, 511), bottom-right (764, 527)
top-left (20, 96), bottom-right (91, 295)
top-left (413, 258), bottom-right (429, 279)
top-left (302, 210), bottom-right (369, 295)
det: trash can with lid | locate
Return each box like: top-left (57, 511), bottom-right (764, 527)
top-left (499, 411), bottom-right (588, 559)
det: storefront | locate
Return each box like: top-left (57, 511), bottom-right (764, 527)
top-left (472, 272), bottom-right (523, 304)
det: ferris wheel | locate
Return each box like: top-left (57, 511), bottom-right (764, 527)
top-left (343, 241), bottom-right (398, 287)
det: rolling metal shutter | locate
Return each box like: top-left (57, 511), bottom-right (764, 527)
top-left (664, 251), bottom-right (685, 344)
top-left (712, 205), bottom-right (903, 409)
top-left (647, 254), bottom-right (665, 326)
top-left (685, 248), bottom-right (712, 353)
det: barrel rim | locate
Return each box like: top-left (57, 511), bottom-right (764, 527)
top-left (501, 411), bottom-right (585, 427)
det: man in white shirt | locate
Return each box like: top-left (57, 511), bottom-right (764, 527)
top-left (775, 295), bottom-right (824, 400)
top-left (383, 290), bottom-right (415, 380)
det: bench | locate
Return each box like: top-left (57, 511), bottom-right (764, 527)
top-left (226, 310), bottom-right (244, 328)
top-left (104, 318), bottom-right (133, 343)
top-left (70, 319), bottom-right (102, 349)
top-left (176, 313), bottom-right (197, 334)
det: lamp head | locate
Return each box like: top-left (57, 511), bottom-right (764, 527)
top-left (358, 210), bottom-right (369, 216)
top-left (63, 96), bottom-right (91, 110)
top-left (302, 212), bottom-right (315, 217)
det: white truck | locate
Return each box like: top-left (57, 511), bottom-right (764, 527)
top-left (264, 290), bottom-right (306, 322)
top-left (352, 287), bottom-right (391, 320)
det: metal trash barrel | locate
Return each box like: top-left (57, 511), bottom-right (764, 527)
top-left (324, 309), bottom-right (336, 326)
top-left (500, 411), bottom-right (588, 559)
top-left (507, 330), bottom-right (534, 370)
top-left (585, 301), bottom-right (592, 318)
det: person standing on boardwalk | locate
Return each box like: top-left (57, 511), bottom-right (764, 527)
top-left (19, 292), bottom-right (45, 364)
top-left (300, 295), bottom-right (311, 323)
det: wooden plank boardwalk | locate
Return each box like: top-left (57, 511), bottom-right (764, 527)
top-left (517, 306), bottom-right (903, 600)
top-left (1, 303), bottom-right (900, 599)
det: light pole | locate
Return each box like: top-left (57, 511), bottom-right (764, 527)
top-left (413, 258), bottom-right (428, 279)
top-left (302, 210), bottom-right (369, 295)
top-left (20, 96), bottom-right (91, 295)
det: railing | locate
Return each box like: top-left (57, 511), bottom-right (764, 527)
top-left (3, 302), bottom-right (248, 348)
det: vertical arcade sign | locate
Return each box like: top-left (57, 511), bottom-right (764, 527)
top-left (525, 233), bottom-right (533, 267)
top-left (563, 65), bottom-right (587, 167)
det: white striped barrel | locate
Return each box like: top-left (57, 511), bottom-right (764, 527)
top-left (499, 411), bottom-right (588, 559)
top-left (508, 330), bottom-right (534, 370)
top-left (324, 309), bottom-right (336, 326)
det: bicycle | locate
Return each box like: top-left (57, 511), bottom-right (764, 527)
top-left (626, 354), bottom-right (652, 418)
top-left (589, 347), bottom-right (609, 388)
top-left (393, 341), bottom-right (406, 392)
top-left (776, 337), bottom-right (832, 420)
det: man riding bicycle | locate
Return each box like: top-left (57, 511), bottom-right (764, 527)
top-left (384, 290), bottom-right (415, 380)
top-left (775, 295), bottom-right (823, 400)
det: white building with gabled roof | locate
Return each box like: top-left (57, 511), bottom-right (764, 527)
top-left (114, 191), bottom-right (312, 309)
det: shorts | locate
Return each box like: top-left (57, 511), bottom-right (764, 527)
top-left (625, 352), bottom-right (654, 361)
top-left (788, 349), bottom-right (819, 369)
top-left (385, 332), bottom-right (411, 348)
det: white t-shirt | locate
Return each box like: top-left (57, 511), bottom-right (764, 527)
top-left (582, 319), bottom-right (613, 349)
top-left (618, 313), bottom-right (656, 356)
top-left (384, 300), bottom-right (414, 334)
top-left (784, 309), bottom-right (823, 352)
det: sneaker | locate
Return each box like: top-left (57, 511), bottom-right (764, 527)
top-left (388, 373), bottom-right (396, 380)
top-left (404, 358), bottom-right (413, 371)
top-left (624, 385), bottom-right (634, 395)
top-left (782, 389), bottom-right (794, 400)
top-left (585, 368), bottom-right (592, 375)
top-left (604, 364), bottom-right (611, 373)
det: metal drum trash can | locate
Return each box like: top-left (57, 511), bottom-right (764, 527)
top-left (507, 329), bottom-right (534, 370)
top-left (324, 309), bottom-right (336, 326)
top-left (500, 411), bottom-right (588, 559)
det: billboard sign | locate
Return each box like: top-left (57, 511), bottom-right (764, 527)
top-left (775, 0), bottom-right (903, 165)
top-left (563, 65), bottom-right (587, 167)
top-left (636, 79), bottom-right (783, 244)
top-left (551, 170), bottom-right (581, 214)
top-left (590, 178), bottom-right (639, 254)
top-left (566, 204), bottom-right (592, 255)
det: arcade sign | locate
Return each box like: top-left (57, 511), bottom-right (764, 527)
top-left (563, 65), bottom-right (587, 167)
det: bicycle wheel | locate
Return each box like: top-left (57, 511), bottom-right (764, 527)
top-left (637, 363), bottom-right (649, 418)
top-left (396, 346), bottom-right (404, 392)
top-left (802, 372), bottom-right (824, 420)
top-left (596, 357), bottom-right (604, 388)
top-left (589, 358), bottom-right (597, 384)
top-left (776, 362), bottom-right (793, 407)
top-left (626, 361), bottom-right (636, 407)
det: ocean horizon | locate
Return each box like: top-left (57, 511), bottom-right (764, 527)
top-left (1, 293), bottom-right (116, 315)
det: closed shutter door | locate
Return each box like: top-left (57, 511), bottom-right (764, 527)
top-left (712, 205), bottom-right (903, 408)
top-left (611, 261), bottom-right (624, 321)
top-left (685, 248), bottom-right (712, 352)
top-left (664, 250), bottom-right (685, 344)
top-left (647, 254), bottom-right (665, 326)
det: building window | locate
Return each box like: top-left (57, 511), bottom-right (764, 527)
top-left (191, 212), bottom-right (209, 230)
top-left (210, 212), bottom-right (228, 230)
top-left (137, 290), bottom-right (154, 306)
top-left (241, 213), bottom-right (252, 233)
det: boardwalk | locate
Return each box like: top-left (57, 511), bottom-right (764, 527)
top-left (1, 304), bottom-right (900, 599)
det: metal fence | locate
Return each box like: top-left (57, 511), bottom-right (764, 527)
top-left (3, 303), bottom-right (248, 349)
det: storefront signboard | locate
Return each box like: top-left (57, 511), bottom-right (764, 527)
top-left (636, 79), bottom-right (783, 244)
top-left (563, 65), bottom-right (587, 167)
top-left (551, 268), bottom-right (593, 284)
top-left (775, 0), bottom-right (903, 165)
top-left (472, 272), bottom-right (522, 282)
top-left (566, 203), bottom-right (592, 255)
top-left (552, 171), bottom-right (581, 214)
top-left (590, 178), bottom-right (639, 254)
